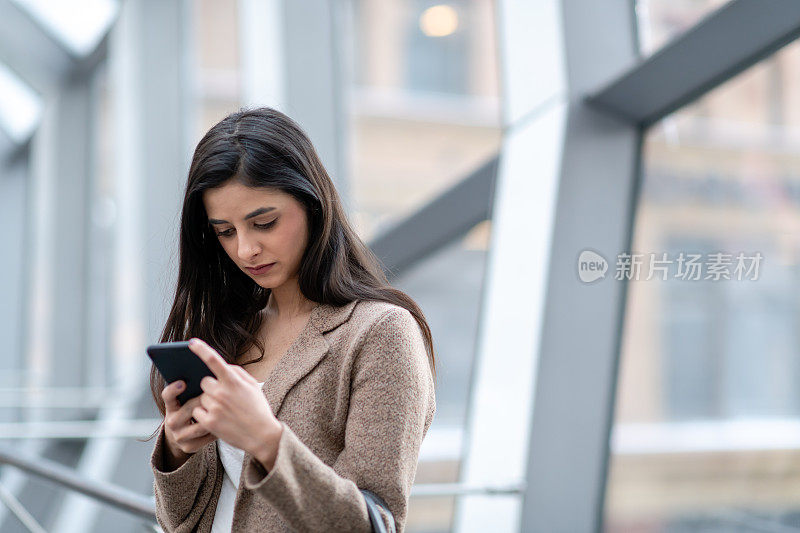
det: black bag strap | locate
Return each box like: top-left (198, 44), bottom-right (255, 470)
top-left (360, 489), bottom-right (396, 533)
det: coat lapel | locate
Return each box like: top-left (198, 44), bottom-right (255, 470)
top-left (262, 298), bottom-right (360, 415)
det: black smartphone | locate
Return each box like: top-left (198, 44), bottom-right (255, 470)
top-left (147, 341), bottom-right (216, 405)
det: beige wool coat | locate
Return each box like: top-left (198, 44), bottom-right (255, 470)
top-left (150, 298), bottom-right (436, 532)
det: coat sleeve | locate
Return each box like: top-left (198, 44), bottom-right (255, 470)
top-left (241, 307), bottom-right (437, 533)
top-left (150, 422), bottom-right (219, 532)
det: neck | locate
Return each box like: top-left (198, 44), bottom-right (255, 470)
top-left (265, 282), bottom-right (315, 320)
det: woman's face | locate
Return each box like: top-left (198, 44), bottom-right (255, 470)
top-left (202, 180), bottom-right (309, 289)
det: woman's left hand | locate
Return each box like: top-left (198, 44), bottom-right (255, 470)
top-left (187, 337), bottom-right (283, 470)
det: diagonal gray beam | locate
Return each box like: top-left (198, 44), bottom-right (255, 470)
top-left (0, 0), bottom-right (110, 95)
top-left (0, 0), bottom-right (72, 92)
top-left (586, 0), bottom-right (800, 126)
top-left (369, 155), bottom-right (498, 278)
top-left (0, 483), bottom-right (46, 533)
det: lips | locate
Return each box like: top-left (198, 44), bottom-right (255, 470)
top-left (245, 262), bottom-right (276, 275)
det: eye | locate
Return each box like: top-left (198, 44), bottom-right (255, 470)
top-left (215, 219), bottom-right (276, 238)
top-left (255, 220), bottom-right (277, 230)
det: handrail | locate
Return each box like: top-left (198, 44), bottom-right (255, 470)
top-left (411, 482), bottom-right (525, 497)
top-left (0, 482), bottom-right (47, 533)
top-left (0, 443), bottom-right (519, 525)
top-left (0, 419), bottom-right (162, 440)
top-left (0, 447), bottom-right (157, 523)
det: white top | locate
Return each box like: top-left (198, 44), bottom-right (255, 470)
top-left (210, 381), bottom-right (266, 533)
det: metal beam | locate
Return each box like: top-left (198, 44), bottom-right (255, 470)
top-left (49, 1), bottom-right (191, 532)
top-left (411, 483), bottom-right (524, 498)
top-left (454, 1), bottom-right (570, 529)
top-left (455, 0), bottom-right (640, 531)
top-left (280, 0), bottom-right (351, 208)
top-left (587, 0), bottom-right (800, 126)
top-left (0, 143), bottom-right (27, 407)
top-left (238, 0), bottom-right (285, 110)
top-left (0, 483), bottom-right (46, 533)
top-left (369, 156), bottom-right (497, 278)
top-left (0, 0), bottom-right (113, 92)
top-left (0, 0), bottom-right (72, 92)
top-left (517, 0), bottom-right (640, 530)
top-left (25, 76), bottom-right (93, 401)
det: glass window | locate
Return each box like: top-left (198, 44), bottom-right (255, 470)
top-left (190, 0), bottom-right (241, 145)
top-left (349, 0), bottom-right (501, 240)
top-left (406, 0), bottom-right (469, 94)
top-left (605, 38), bottom-right (800, 531)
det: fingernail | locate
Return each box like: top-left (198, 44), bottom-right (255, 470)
top-left (176, 382), bottom-right (184, 390)
top-left (188, 338), bottom-right (198, 347)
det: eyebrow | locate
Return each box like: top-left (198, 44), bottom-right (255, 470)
top-left (208, 207), bottom-right (276, 225)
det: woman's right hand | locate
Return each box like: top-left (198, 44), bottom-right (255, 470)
top-left (161, 380), bottom-right (217, 469)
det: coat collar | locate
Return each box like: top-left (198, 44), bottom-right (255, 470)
top-left (312, 298), bottom-right (360, 335)
top-left (261, 298), bottom-right (359, 415)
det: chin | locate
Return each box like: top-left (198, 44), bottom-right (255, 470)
top-left (256, 276), bottom-right (283, 289)
top-left (254, 279), bottom-right (275, 289)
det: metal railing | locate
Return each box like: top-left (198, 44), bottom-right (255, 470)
top-left (0, 446), bottom-right (158, 532)
top-left (0, 483), bottom-right (46, 533)
top-left (0, 434), bottom-right (522, 531)
top-left (411, 482), bottom-right (525, 497)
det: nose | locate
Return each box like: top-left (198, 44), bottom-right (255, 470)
top-left (237, 232), bottom-right (262, 261)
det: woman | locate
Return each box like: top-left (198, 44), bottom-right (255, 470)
top-left (148, 107), bottom-right (437, 532)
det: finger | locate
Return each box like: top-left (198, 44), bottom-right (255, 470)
top-left (161, 381), bottom-right (185, 413)
top-left (173, 396), bottom-right (204, 426)
top-left (199, 376), bottom-right (219, 393)
top-left (198, 393), bottom-right (220, 415)
top-left (231, 365), bottom-right (255, 382)
top-left (192, 405), bottom-right (212, 428)
top-left (174, 419), bottom-right (212, 442)
top-left (188, 338), bottom-right (232, 382)
top-left (189, 433), bottom-right (218, 450)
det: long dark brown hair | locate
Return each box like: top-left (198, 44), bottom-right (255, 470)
top-left (149, 107), bottom-right (436, 417)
